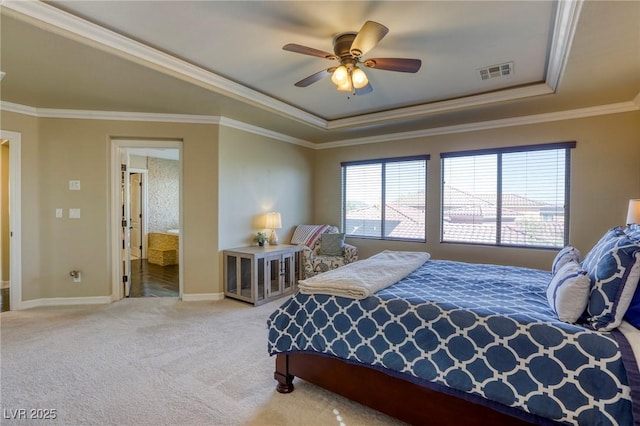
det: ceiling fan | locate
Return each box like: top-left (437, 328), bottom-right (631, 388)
top-left (283, 21), bottom-right (421, 96)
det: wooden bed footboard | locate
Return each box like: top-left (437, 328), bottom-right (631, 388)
top-left (274, 352), bottom-right (538, 426)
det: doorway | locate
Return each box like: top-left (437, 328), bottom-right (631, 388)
top-left (0, 130), bottom-right (22, 312)
top-left (111, 140), bottom-right (182, 301)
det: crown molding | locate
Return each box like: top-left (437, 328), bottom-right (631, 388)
top-left (327, 83), bottom-right (554, 130)
top-left (1, 0), bottom-right (583, 132)
top-left (317, 100), bottom-right (640, 149)
top-left (0, 101), bottom-right (313, 148)
top-left (3, 97), bottom-right (638, 150)
top-left (546, 0), bottom-right (583, 91)
top-left (218, 117), bottom-right (315, 148)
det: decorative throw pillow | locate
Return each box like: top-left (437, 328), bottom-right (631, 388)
top-left (291, 224), bottom-right (331, 247)
top-left (551, 245), bottom-right (581, 276)
top-left (624, 286), bottom-right (640, 328)
top-left (625, 224), bottom-right (640, 243)
top-left (546, 260), bottom-right (591, 323)
top-left (583, 231), bottom-right (640, 331)
top-left (319, 233), bottom-right (345, 256)
top-left (581, 227), bottom-right (624, 273)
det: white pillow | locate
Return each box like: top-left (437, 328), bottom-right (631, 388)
top-left (551, 245), bottom-right (580, 276)
top-left (546, 260), bottom-right (591, 323)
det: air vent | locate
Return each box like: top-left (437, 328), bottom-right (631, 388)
top-left (478, 62), bottom-right (514, 81)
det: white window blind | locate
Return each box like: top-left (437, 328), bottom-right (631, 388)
top-left (342, 156), bottom-right (428, 241)
top-left (441, 143), bottom-right (575, 248)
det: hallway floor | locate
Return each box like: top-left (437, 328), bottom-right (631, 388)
top-left (130, 258), bottom-right (179, 298)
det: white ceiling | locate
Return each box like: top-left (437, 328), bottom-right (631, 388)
top-left (1, 1), bottom-right (639, 144)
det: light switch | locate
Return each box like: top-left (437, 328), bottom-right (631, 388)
top-left (69, 180), bottom-right (81, 190)
top-left (55, 208), bottom-right (63, 218)
top-left (69, 208), bottom-right (81, 219)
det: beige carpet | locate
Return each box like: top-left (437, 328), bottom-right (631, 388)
top-left (0, 297), bottom-right (404, 425)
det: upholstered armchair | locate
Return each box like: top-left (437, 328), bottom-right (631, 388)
top-left (290, 225), bottom-right (359, 279)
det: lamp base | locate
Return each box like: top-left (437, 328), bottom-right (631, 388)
top-left (269, 230), bottom-right (279, 245)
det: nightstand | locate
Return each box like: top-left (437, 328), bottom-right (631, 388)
top-left (223, 244), bottom-right (302, 305)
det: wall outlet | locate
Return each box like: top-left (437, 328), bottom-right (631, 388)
top-left (55, 208), bottom-right (63, 218)
top-left (72, 271), bottom-right (82, 283)
top-left (69, 208), bottom-right (81, 219)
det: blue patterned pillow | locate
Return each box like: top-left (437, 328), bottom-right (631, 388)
top-left (625, 224), bottom-right (640, 242)
top-left (551, 245), bottom-right (580, 276)
top-left (583, 231), bottom-right (640, 331)
top-left (546, 260), bottom-right (591, 323)
top-left (581, 227), bottom-right (624, 272)
top-left (319, 233), bottom-right (345, 256)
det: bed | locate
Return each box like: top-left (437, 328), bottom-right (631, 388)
top-left (267, 226), bottom-right (640, 425)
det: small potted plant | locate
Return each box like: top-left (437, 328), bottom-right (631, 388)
top-left (254, 231), bottom-right (269, 247)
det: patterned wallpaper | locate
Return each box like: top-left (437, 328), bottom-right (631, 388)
top-left (147, 157), bottom-right (179, 233)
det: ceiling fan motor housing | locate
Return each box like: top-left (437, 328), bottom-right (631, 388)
top-left (333, 33), bottom-right (358, 59)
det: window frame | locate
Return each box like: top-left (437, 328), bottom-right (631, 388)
top-left (440, 142), bottom-right (576, 249)
top-left (341, 155), bottom-right (430, 242)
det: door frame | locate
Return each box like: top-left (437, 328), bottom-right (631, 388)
top-left (0, 130), bottom-right (22, 310)
top-left (110, 139), bottom-right (183, 301)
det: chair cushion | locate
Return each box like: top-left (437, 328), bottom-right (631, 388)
top-left (319, 233), bottom-right (345, 256)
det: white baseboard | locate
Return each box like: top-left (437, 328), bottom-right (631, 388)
top-left (18, 296), bottom-right (112, 310)
top-left (0, 281), bottom-right (9, 289)
top-left (180, 292), bottom-right (224, 302)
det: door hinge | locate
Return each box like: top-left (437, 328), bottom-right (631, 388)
top-left (122, 275), bottom-right (128, 283)
top-left (122, 219), bottom-right (127, 227)
top-left (121, 164), bottom-right (127, 172)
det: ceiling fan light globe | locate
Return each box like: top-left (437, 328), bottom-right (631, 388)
top-left (331, 65), bottom-right (349, 86)
top-left (336, 79), bottom-right (353, 92)
top-left (352, 68), bottom-right (368, 89)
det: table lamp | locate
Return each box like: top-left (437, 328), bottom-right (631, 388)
top-left (627, 199), bottom-right (640, 225)
top-left (265, 212), bottom-right (282, 245)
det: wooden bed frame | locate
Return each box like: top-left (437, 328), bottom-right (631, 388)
top-left (274, 352), bottom-right (541, 425)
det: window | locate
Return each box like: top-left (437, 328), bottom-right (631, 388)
top-left (342, 155), bottom-right (428, 241)
top-left (441, 142), bottom-right (575, 248)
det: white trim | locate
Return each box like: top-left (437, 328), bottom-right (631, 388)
top-left (0, 0), bottom-right (581, 131)
top-left (546, 0), bottom-right (583, 91)
top-left (181, 293), bottom-right (225, 302)
top-left (3, 99), bottom-right (639, 149)
top-left (19, 296), bottom-right (112, 310)
top-left (218, 117), bottom-right (315, 148)
top-left (0, 130), bottom-right (22, 310)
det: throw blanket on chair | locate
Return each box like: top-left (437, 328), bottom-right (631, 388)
top-left (298, 250), bottom-right (430, 299)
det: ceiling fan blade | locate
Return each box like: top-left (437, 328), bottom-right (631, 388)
top-left (354, 82), bottom-right (373, 96)
top-left (294, 69), bottom-right (332, 87)
top-left (363, 58), bottom-right (422, 73)
top-left (283, 43), bottom-right (337, 60)
top-left (350, 21), bottom-right (389, 57)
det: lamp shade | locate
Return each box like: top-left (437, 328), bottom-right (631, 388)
top-left (627, 199), bottom-right (640, 225)
top-left (265, 212), bottom-right (282, 229)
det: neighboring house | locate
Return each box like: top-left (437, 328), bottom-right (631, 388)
top-left (345, 185), bottom-right (565, 246)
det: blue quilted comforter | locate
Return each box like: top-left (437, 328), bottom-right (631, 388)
top-left (267, 260), bottom-right (638, 425)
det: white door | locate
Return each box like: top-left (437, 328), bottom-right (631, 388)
top-left (129, 172), bottom-right (142, 260)
top-left (120, 151), bottom-right (132, 297)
